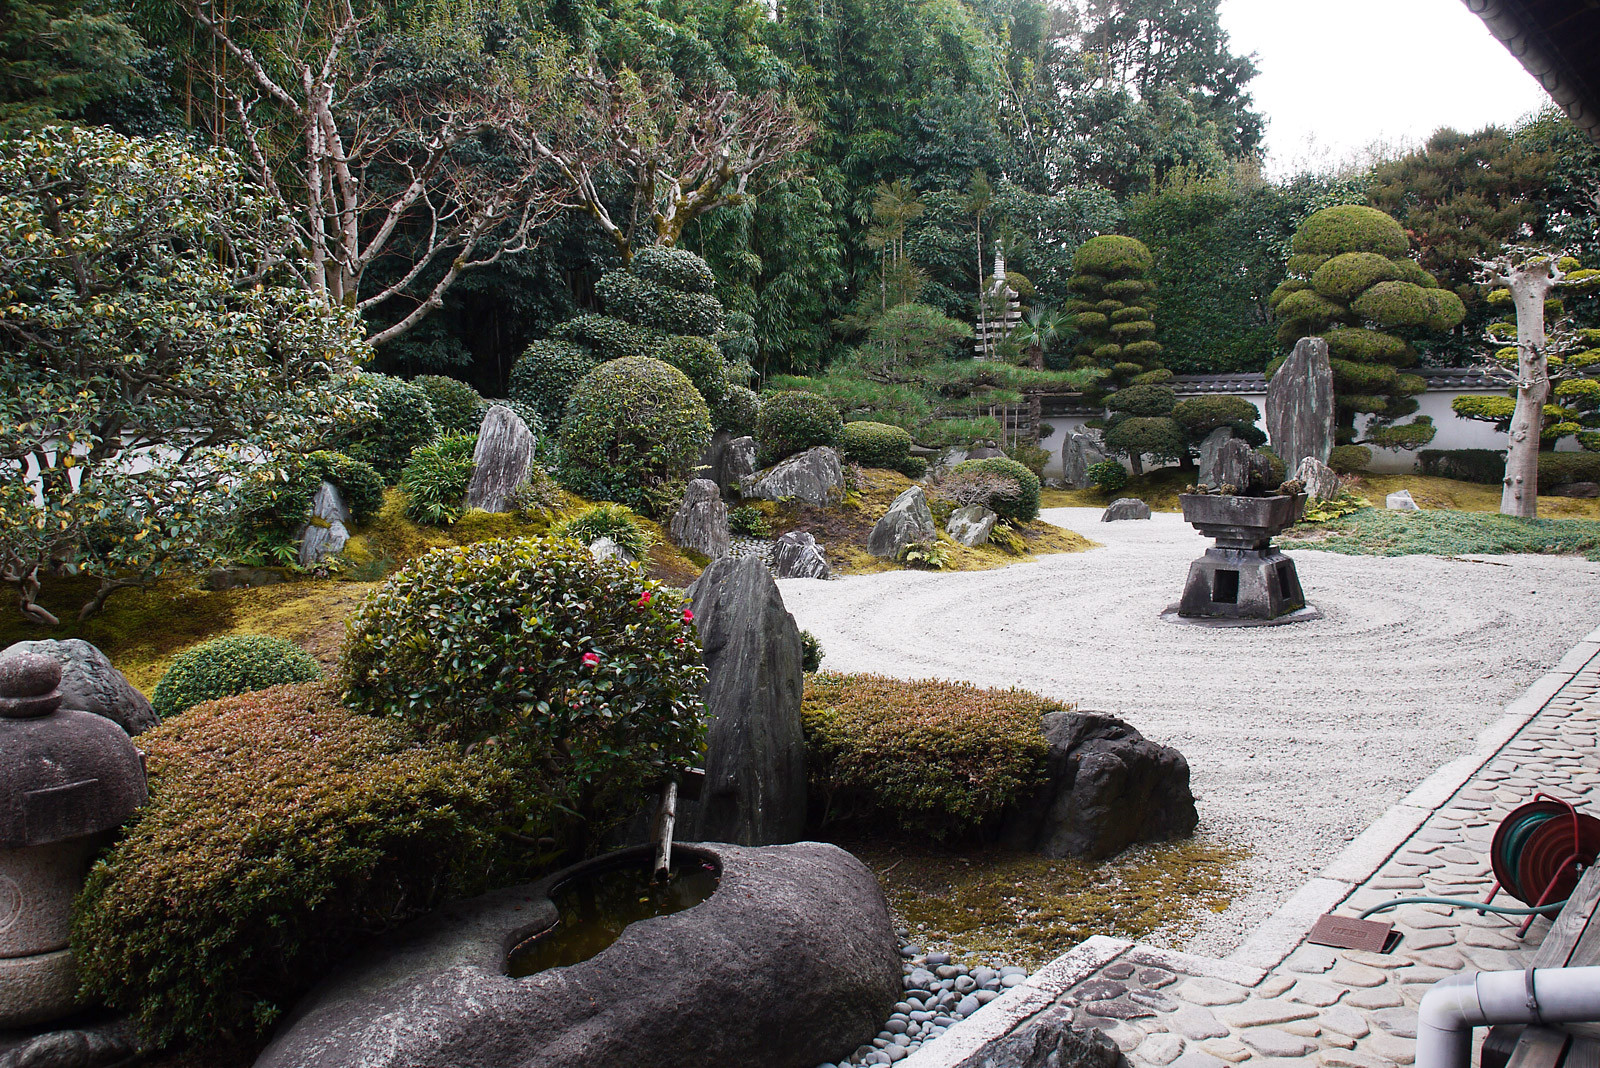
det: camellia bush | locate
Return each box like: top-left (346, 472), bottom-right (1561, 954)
top-left (756, 390), bottom-right (843, 466)
top-left (0, 126), bottom-right (370, 624)
top-left (151, 634), bottom-right (323, 719)
top-left (341, 537), bottom-right (706, 843)
top-left (950, 457), bottom-right (1040, 522)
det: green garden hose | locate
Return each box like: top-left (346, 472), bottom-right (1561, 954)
top-left (1358, 896), bottom-right (1569, 920)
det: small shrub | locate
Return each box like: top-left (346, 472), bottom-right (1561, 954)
top-left (801, 673), bottom-right (1056, 838)
top-left (757, 390), bottom-right (843, 467)
top-left (400, 435), bottom-right (477, 525)
top-left (951, 458), bottom-right (1040, 522)
top-left (729, 504), bottom-right (773, 538)
top-left (897, 538), bottom-right (953, 570)
top-left (839, 421), bottom-right (914, 468)
top-left (415, 375), bottom-right (484, 436)
top-left (800, 630), bottom-right (824, 673)
top-left (550, 314), bottom-right (663, 363)
top-left (1087, 459), bottom-right (1129, 495)
top-left (1006, 443), bottom-right (1051, 477)
top-left (508, 466), bottom-right (564, 514)
top-left (937, 468), bottom-right (1023, 511)
top-left (630, 245), bottom-right (718, 294)
top-left (714, 384), bottom-right (761, 437)
top-left (341, 537), bottom-right (706, 839)
top-left (660, 335), bottom-right (729, 409)
top-left (550, 502), bottom-right (656, 559)
top-left (558, 357), bottom-right (712, 516)
top-left (331, 373), bottom-right (441, 479)
top-left (508, 339), bottom-right (599, 430)
top-left (898, 455), bottom-right (929, 479)
top-left (72, 683), bottom-right (515, 1049)
top-left (151, 634), bottom-right (322, 719)
top-left (1539, 451), bottom-right (1600, 491)
top-left (1171, 396), bottom-right (1260, 437)
top-left (1417, 448), bottom-right (1506, 484)
top-left (1328, 444), bottom-right (1374, 474)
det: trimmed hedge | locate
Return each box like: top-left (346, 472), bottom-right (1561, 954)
top-left (1073, 234), bottom-right (1154, 278)
top-left (838, 421), bottom-right (914, 469)
top-left (1539, 451), bottom-right (1600, 491)
top-left (332, 373), bottom-right (440, 479)
top-left (557, 357), bottom-right (711, 516)
top-left (508, 339), bottom-right (600, 430)
top-left (756, 390), bottom-right (842, 467)
top-left (151, 635), bottom-right (322, 719)
top-left (1327, 444), bottom-right (1373, 474)
top-left (550, 314), bottom-right (663, 364)
top-left (1292, 205), bottom-right (1410, 258)
top-left (72, 683), bottom-right (516, 1048)
top-left (1418, 448), bottom-right (1506, 484)
top-left (801, 673), bottom-right (1056, 838)
top-left (414, 375), bottom-right (484, 437)
top-left (951, 457), bottom-right (1040, 522)
top-left (630, 245), bottom-right (717, 294)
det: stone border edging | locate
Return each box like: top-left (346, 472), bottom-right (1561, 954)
top-left (898, 627), bottom-right (1600, 1068)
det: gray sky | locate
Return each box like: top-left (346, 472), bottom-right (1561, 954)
top-left (1218, 0), bottom-right (1556, 176)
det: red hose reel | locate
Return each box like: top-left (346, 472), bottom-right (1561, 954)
top-left (1486, 794), bottom-right (1600, 932)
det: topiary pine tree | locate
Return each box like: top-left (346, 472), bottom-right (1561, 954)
top-left (1269, 205), bottom-right (1466, 451)
top-left (1065, 235), bottom-right (1164, 400)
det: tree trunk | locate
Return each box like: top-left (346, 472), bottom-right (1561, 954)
top-left (1501, 262), bottom-right (1556, 518)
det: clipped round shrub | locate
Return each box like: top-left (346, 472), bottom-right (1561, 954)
top-left (1072, 234), bottom-right (1154, 278)
top-left (550, 314), bottom-right (663, 363)
top-left (898, 455), bottom-right (929, 479)
top-left (1104, 416), bottom-right (1188, 464)
top-left (714, 383), bottom-right (761, 437)
top-left (1292, 205), bottom-right (1410, 258)
top-left (1311, 252), bottom-right (1404, 301)
top-left (550, 502), bottom-right (656, 560)
top-left (1121, 340), bottom-right (1163, 362)
top-left (660, 334), bottom-right (728, 409)
top-left (341, 537), bottom-right (706, 822)
top-left (558, 357), bottom-right (712, 516)
top-left (595, 272), bottom-right (724, 336)
top-left (509, 339), bottom-right (600, 429)
top-left (1330, 358), bottom-right (1399, 394)
top-left (151, 634), bottom-right (322, 719)
top-left (1103, 278), bottom-right (1150, 299)
top-left (801, 673), bottom-right (1055, 838)
top-left (1087, 459), bottom-right (1128, 495)
top-left (73, 683), bottom-right (515, 1048)
top-left (838, 421), bottom-right (914, 469)
top-left (1275, 288), bottom-right (1347, 326)
top-left (951, 457), bottom-right (1039, 522)
top-left (1172, 396), bottom-right (1260, 436)
top-left (415, 375), bottom-right (484, 436)
top-left (310, 451), bottom-right (385, 524)
top-left (1328, 444), bottom-right (1373, 474)
top-left (1269, 279), bottom-right (1310, 308)
top-left (1324, 327), bottom-right (1411, 364)
top-left (332, 373), bottom-right (440, 479)
top-left (1106, 383), bottom-right (1177, 417)
top-left (1424, 288), bottom-right (1468, 331)
top-left (1351, 280), bottom-right (1442, 329)
top-left (756, 389), bottom-right (843, 467)
top-left (630, 244), bottom-right (718, 294)
top-left (1286, 253), bottom-right (1331, 277)
top-left (400, 434), bottom-right (476, 525)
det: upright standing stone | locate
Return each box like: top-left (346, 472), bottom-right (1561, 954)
top-left (464, 404), bottom-right (536, 513)
top-left (1386, 490), bottom-right (1421, 511)
top-left (867, 486), bottom-right (937, 558)
top-left (697, 433), bottom-right (759, 498)
top-left (772, 531), bottom-right (831, 579)
top-left (1214, 438), bottom-right (1255, 492)
top-left (1265, 337), bottom-right (1335, 471)
top-left (684, 558), bottom-right (806, 845)
top-left (1061, 428), bottom-right (1109, 490)
top-left (668, 479), bottom-right (731, 560)
top-left (1197, 428), bottom-right (1234, 487)
top-left (298, 481), bottom-right (350, 568)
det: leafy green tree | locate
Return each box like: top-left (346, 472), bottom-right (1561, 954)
top-left (1270, 205), bottom-right (1466, 450)
top-left (0, 126), bottom-right (370, 624)
top-left (0, 0), bottom-right (147, 133)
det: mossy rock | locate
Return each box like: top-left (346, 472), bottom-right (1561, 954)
top-left (1293, 205), bottom-right (1410, 258)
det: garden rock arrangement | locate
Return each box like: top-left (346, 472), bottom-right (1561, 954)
top-left (1295, 456), bottom-right (1341, 501)
top-left (1101, 499), bottom-right (1151, 522)
top-left (684, 556), bottom-right (807, 845)
top-left (297, 481), bottom-right (350, 567)
top-left (0, 640), bottom-right (155, 736)
top-left (256, 843), bottom-right (902, 1068)
top-left (464, 403), bottom-right (536, 512)
top-left (669, 478), bottom-right (731, 560)
top-left (1001, 711), bottom-right (1197, 861)
top-left (773, 530), bottom-right (831, 579)
top-left (1062, 429), bottom-right (1109, 490)
top-left (1197, 429), bottom-right (1233, 488)
top-left (698, 432), bottom-right (759, 497)
top-left (946, 505), bottom-right (998, 547)
top-left (1264, 336), bottom-right (1335, 471)
top-left (868, 486), bottom-right (937, 558)
top-left (743, 446), bottom-right (846, 507)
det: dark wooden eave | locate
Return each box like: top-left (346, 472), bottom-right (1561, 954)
top-left (1464, 0), bottom-right (1600, 144)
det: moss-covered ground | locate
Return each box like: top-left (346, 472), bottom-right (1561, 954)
top-left (1040, 467), bottom-right (1194, 512)
top-left (1284, 508), bottom-right (1600, 561)
top-left (842, 834), bottom-right (1246, 968)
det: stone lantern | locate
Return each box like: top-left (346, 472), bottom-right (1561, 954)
top-left (0, 650), bottom-right (147, 1029)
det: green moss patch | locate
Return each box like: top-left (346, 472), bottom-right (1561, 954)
top-left (1286, 508), bottom-right (1600, 560)
top-left (842, 835), bottom-right (1245, 968)
top-left (1040, 467), bottom-right (1194, 512)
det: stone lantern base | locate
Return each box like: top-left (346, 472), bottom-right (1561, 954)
top-left (0, 948), bottom-right (80, 1029)
top-left (1176, 545), bottom-right (1308, 621)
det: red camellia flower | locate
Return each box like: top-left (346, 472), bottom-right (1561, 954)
top-left (682, 609), bottom-right (694, 623)
top-left (582, 652), bottom-right (600, 667)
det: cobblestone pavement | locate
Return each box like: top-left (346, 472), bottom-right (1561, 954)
top-left (905, 639), bottom-right (1600, 1068)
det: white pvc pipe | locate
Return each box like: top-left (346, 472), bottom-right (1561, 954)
top-left (1417, 967), bottom-right (1600, 1068)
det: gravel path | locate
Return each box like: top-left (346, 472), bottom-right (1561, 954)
top-left (777, 507), bottom-right (1600, 957)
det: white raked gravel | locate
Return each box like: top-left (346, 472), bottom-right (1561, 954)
top-left (776, 506), bottom-right (1600, 957)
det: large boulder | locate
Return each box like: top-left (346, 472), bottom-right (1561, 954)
top-left (741, 446), bottom-right (845, 508)
top-left (668, 479), bottom-right (731, 560)
top-left (253, 842), bottom-right (902, 1068)
top-left (1002, 712), bottom-right (1198, 862)
top-left (948, 1004), bottom-right (1127, 1068)
top-left (1061, 428), bottom-right (1109, 490)
top-left (1265, 336), bottom-right (1335, 472)
top-left (772, 531), bottom-right (830, 580)
top-left (947, 504), bottom-right (997, 547)
top-left (297, 481), bottom-right (349, 568)
top-left (1100, 498), bottom-right (1151, 522)
top-left (1296, 456), bottom-right (1341, 501)
top-left (684, 557), bottom-right (806, 845)
top-left (0, 640), bottom-right (155, 736)
top-left (867, 486), bottom-right (937, 559)
top-left (464, 404), bottom-right (537, 513)
top-left (1197, 427), bottom-right (1234, 488)
top-left (696, 433), bottom-right (758, 498)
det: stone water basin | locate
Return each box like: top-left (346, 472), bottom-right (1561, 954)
top-left (254, 841), bottom-right (901, 1068)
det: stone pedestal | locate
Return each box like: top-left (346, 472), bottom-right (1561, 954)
top-left (1173, 493), bottom-right (1312, 622)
